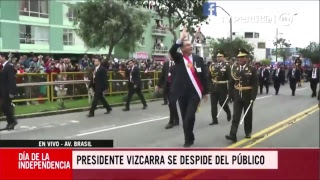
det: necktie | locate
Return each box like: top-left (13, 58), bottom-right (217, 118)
top-left (240, 66), bottom-right (243, 72)
top-left (130, 68), bottom-right (133, 82)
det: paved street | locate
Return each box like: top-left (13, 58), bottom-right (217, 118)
top-left (0, 85), bottom-right (318, 148)
top-left (253, 111), bottom-right (319, 148)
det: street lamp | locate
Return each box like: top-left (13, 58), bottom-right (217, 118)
top-left (275, 13), bottom-right (298, 62)
top-left (216, 6), bottom-right (232, 41)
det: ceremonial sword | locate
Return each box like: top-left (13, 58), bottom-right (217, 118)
top-left (240, 100), bottom-right (253, 125)
top-left (216, 95), bottom-right (229, 118)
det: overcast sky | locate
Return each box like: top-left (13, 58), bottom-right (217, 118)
top-left (200, 1), bottom-right (319, 48)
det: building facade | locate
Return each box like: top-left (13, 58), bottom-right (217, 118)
top-left (0, 0), bottom-right (178, 60)
top-left (114, 13), bottom-right (179, 61)
top-left (233, 31), bottom-right (267, 61)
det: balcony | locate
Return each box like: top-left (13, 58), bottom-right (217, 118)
top-left (152, 47), bottom-right (168, 56)
top-left (151, 28), bottom-right (168, 36)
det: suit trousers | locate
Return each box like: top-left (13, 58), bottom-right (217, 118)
top-left (89, 91), bottom-right (112, 114)
top-left (310, 79), bottom-right (318, 96)
top-left (178, 90), bottom-right (200, 143)
top-left (273, 80), bottom-right (281, 93)
top-left (1, 98), bottom-right (15, 124)
top-left (125, 84), bottom-right (147, 108)
top-left (167, 88), bottom-right (179, 124)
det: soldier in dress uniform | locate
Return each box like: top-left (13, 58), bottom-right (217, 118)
top-left (208, 50), bottom-right (231, 125)
top-left (226, 49), bottom-right (258, 142)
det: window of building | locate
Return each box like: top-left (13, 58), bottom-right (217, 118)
top-left (19, 0), bottom-right (49, 18)
top-left (67, 7), bottom-right (77, 21)
top-left (19, 25), bottom-right (49, 44)
top-left (63, 29), bottom-right (75, 46)
top-left (244, 32), bottom-right (253, 38)
top-left (138, 37), bottom-right (145, 46)
top-left (257, 42), bottom-right (266, 49)
top-left (254, 33), bottom-right (259, 38)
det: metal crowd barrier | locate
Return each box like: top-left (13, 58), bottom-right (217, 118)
top-left (14, 71), bottom-right (161, 103)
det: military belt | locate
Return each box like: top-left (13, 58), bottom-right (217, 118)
top-left (212, 80), bottom-right (228, 84)
top-left (234, 86), bottom-right (252, 91)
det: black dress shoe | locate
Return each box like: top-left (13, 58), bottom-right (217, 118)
top-left (87, 114), bottom-right (94, 117)
top-left (165, 123), bottom-right (174, 129)
top-left (183, 141), bottom-right (194, 148)
top-left (122, 108), bottom-right (130, 111)
top-left (142, 105), bottom-right (147, 109)
top-left (6, 121), bottom-right (18, 130)
top-left (105, 109), bottom-right (112, 114)
top-left (245, 134), bottom-right (251, 138)
top-left (225, 135), bottom-right (237, 143)
top-left (227, 114), bottom-right (232, 121)
top-left (209, 121), bottom-right (218, 125)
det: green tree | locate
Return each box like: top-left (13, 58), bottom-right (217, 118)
top-left (71, 0), bottom-right (150, 61)
top-left (299, 42), bottom-right (320, 64)
top-left (260, 59), bottom-right (272, 66)
top-left (272, 38), bottom-right (291, 62)
top-left (125, 0), bottom-right (208, 41)
top-left (209, 37), bottom-right (254, 59)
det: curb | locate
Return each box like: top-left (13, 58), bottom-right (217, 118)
top-left (0, 98), bottom-right (162, 120)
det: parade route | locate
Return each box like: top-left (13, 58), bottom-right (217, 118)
top-left (0, 85), bottom-right (318, 148)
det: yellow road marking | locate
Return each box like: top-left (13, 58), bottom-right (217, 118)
top-left (243, 108), bottom-right (319, 148)
top-left (155, 105), bottom-right (318, 179)
top-left (179, 105), bottom-right (318, 179)
top-left (227, 105), bottom-right (318, 148)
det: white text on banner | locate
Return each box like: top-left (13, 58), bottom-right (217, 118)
top-left (72, 151), bottom-right (278, 169)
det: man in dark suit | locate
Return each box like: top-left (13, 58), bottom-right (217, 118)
top-left (258, 64), bottom-right (270, 94)
top-left (87, 56), bottom-right (112, 117)
top-left (156, 55), bottom-right (179, 129)
top-left (272, 66), bottom-right (285, 95)
top-left (287, 65), bottom-right (301, 96)
top-left (308, 64), bottom-right (319, 98)
top-left (123, 60), bottom-right (147, 111)
top-left (0, 53), bottom-right (18, 130)
top-left (169, 28), bottom-right (209, 147)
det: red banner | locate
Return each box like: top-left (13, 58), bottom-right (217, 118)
top-left (0, 148), bottom-right (318, 179)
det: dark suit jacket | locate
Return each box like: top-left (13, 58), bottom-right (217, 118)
top-left (157, 60), bottom-right (176, 88)
top-left (89, 66), bottom-right (108, 92)
top-left (272, 68), bottom-right (285, 82)
top-left (169, 42), bottom-right (209, 97)
top-left (287, 68), bottom-right (301, 82)
top-left (126, 66), bottom-right (142, 87)
top-left (259, 68), bottom-right (270, 82)
top-left (0, 62), bottom-right (18, 100)
top-left (308, 68), bottom-right (320, 82)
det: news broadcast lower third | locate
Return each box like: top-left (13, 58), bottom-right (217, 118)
top-left (0, 140), bottom-right (318, 179)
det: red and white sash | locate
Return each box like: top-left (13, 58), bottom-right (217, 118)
top-left (183, 55), bottom-right (203, 99)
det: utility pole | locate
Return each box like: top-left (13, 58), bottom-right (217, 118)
top-left (275, 28), bottom-right (278, 62)
top-left (216, 6), bottom-right (232, 41)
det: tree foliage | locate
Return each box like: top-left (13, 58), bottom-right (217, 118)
top-left (272, 38), bottom-right (291, 61)
top-left (124, 0), bottom-right (208, 41)
top-left (209, 37), bottom-right (255, 60)
top-left (298, 42), bottom-right (320, 64)
top-left (70, 0), bottom-right (150, 61)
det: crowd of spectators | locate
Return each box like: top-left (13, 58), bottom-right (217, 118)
top-left (7, 52), bottom-right (163, 73)
top-left (3, 52), bottom-right (163, 105)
